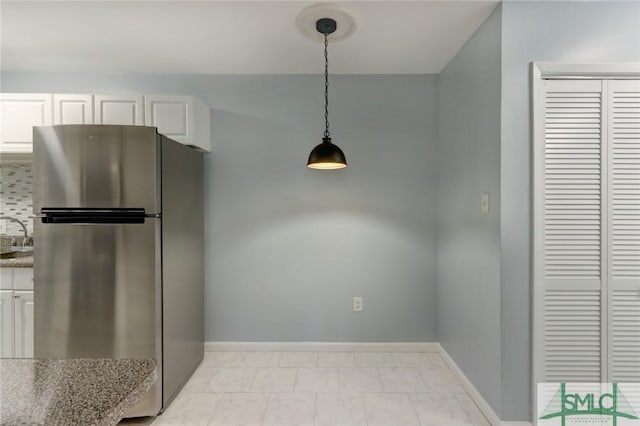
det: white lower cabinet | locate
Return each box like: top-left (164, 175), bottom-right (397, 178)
top-left (0, 268), bottom-right (34, 358)
top-left (14, 291), bottom-right (34, 358)
top-left (0, 290), bottom-right (14, 358)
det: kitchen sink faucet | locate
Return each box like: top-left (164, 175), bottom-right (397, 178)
top-left (0, 216), bottom-right (29, 247)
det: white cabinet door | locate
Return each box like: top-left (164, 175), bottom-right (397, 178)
top-left (14, 291), bottom-right (34, 358)
top-left (534, 78), bottom-right (640, 386)
top-left (144, 95), bottom-right (188, 140)
top-left (53, 94), bottom-right (94, 125)
top-left (13, 268), bottom-right (34, 291)
top-left (144, 95), bottom-right (211, 151)
top-left (0, 93), bottom-right (53, 153)
top-left (606, 79), bottom-right (640, 383)
top-left (0, 290), bottom-right (14, 358)
top-left (534, 79), bottom-right (604, 383)
top-left (94, 95), bottom-right (143, 125)
top-left (0, 268), bottom-right (13, 290)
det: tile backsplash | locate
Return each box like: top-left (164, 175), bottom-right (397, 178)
top-left (0, 164), bottom-right (34, 235)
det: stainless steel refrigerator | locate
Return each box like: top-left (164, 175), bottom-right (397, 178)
top-left (32, 125), bottom-right (204, 417)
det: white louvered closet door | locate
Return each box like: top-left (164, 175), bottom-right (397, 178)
top-left (539, 79), bottom-right (605, 383)
top-left (536, 78), bottom-right (640, 386)
top-left (607, 79), bottom-right (640, 383)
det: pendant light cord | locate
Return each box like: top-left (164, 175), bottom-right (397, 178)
top-left (323, 32), bottom-right (330, 139)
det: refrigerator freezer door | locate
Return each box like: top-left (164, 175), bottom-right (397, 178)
top-left (34, 218), bottom-right (162, 415)
top-left (32, 125), bottom-right (160, 214)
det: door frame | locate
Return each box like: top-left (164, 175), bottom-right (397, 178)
top-left (530, 62), bottom-right (640, 426)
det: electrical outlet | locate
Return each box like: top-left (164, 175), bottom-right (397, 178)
top-left (353, 296), bottom-right (363, 312)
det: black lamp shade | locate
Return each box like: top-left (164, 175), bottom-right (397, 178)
top-left (307, 137), bottom-right (347, 169)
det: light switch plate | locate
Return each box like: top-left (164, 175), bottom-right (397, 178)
top-left (481, 192), bottom-right (490, 215)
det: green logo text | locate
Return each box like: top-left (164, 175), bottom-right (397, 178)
top-left (540, 383), bottom-right (639, 426)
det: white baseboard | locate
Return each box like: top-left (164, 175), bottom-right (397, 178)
top-left (436, 343), bottom-right (502, 426)
top-left (205, 341), bottom-right (439, 352)
top-left (436, 343), bottom-right (533, 426)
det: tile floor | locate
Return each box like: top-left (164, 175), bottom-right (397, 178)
top-left (120, 351), bottom-right (490, 426)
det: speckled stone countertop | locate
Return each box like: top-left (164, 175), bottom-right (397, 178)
top-left (0, 255), bottom-right (33, 268)
top-left (0, 358), bottom-right (156, 426)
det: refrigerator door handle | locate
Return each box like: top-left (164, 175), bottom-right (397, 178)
top-left (39, 208), bottom-right (149, 224)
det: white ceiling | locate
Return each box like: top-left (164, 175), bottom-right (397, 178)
top-left (0, 1), bottom-right (499, 74)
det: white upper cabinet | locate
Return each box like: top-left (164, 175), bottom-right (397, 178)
top-left (53, 94), bottom-right (94, 125)
top-left (0, 93), bottom-right (52, 154)
top-left (1, 93), bottom-right (210, 154)
top-left (144, 95), bottom-right (211, 152)
top-left (94, 95), bottom-right (144, 126)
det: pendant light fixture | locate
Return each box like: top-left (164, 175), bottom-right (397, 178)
top-left (307, 17), bottom-right (347, 170)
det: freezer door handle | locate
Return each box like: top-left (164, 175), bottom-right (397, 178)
top-left (40, 208), bottom-right (148, 224)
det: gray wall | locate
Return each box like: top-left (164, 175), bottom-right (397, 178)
top-left (500, 1), bottom-right (640, 421)
top-left (1, 72), bottom-right (439, 342)
top-left (436, 5), bottom-right (502, 416)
